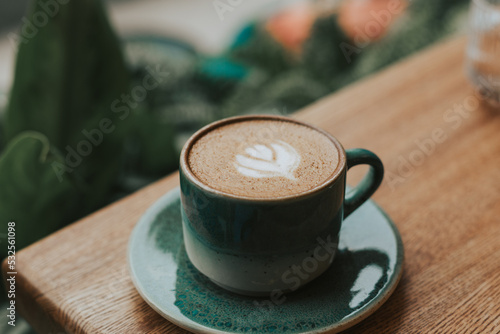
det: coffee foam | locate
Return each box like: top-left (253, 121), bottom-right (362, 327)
top-left (188, 119), bottom-right (340, 198)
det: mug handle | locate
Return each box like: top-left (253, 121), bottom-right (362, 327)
top-left (344, 148), bottom-right (384, 218)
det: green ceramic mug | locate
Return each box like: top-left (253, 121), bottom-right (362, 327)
top-left (179, 115), bottom-right (384, 296)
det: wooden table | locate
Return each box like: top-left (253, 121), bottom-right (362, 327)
top-left (4, 37), bottom-right (500, 333)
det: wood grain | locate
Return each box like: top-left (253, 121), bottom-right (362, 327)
top-left (4, 36), bottom-right (500, 333)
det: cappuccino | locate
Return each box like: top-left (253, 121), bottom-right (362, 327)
top-left (187, 118), bottom-right (340, 198)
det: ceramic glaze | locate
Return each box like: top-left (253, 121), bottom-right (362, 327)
top-left (128, 188), bottom-right (404, 334)
top-left (179, 116), bottom-right (384, 295)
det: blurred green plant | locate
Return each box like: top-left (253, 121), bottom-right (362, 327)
top-left (0, 0), bottom-right (132, 257)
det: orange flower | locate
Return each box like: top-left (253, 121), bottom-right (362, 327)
top-left (338, 0), bottom-right (408, 41)
top-left (265, 3), bottom-right (317, 54)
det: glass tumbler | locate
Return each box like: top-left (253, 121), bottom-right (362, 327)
top-left (466, 0), bottom-right (500, 107)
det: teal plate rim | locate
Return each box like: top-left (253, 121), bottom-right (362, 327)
top-left (128, 187), bottom-right (404, 334)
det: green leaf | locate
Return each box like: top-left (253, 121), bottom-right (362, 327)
top-left (4, 0), bottom-right (132, 208)
top-left (125, 110), bottom-right (178, 176)
top-left (0, 132), bottom-right (80, 258)
top-left (301, 15), bottom-right (352, 85)
top-left (230, 26), bottom-right (294, 75)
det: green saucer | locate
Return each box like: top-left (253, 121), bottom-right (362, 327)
top-left (128, 188), bottom-right (404, 333)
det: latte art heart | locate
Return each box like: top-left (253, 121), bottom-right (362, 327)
top-left (234, 141), bottom-right (300, 180)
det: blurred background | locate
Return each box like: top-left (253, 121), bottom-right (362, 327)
top-left (0, 0), bottom-right (471, 332)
